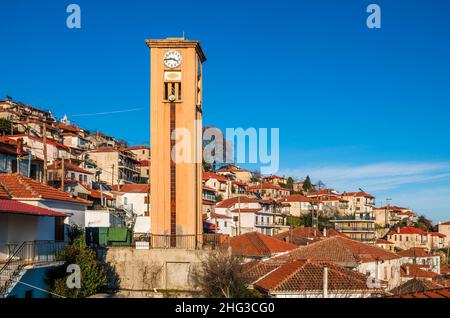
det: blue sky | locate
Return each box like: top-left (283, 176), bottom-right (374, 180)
top-left (1, 0), bottom-right (449, 221)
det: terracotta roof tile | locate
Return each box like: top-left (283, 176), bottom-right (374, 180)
top-left (388, 288), bottom-right (450, 298)
top-left (0, 173), bottom-right (91, 205)
top-left (0, 199), bottom-right (66, 217)
top-left (111, 184), bottom-right (150, 193)
top-left (216, 196), bottom-right (259, 208)
top-left (254, 260), bottom-right (380, 294)
top-left (230, 232), bottom-right (297, 258)
top-left (275, 236), bottom-right (401, 265)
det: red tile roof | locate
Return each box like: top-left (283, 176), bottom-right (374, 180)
top-left (111, 184), bottom-right (150, 193)
top-left (397, 247), bottom-right (437, 257)
top-left (254, 259), bottom-right (380, 294)
top-left (281, 194), bottom-right (313, 203)
top-left (47, 160), bottom-right (93, 175)
top-left (400, 264), bottom-right (439, 279)
top-left (88, 189), bottom-right (113, 200)
top-left (387, 227), bottom-right (428, 236)
top-left (230, 232), bottom-right (297, 258)
top-left (248, 183), bottom-right (289, 191)
top-left (230, 208), bottom-right (262, 213)
top-left (275, 227), bottom-right (323, 246)
top-left (8, 134), bottom-right (69, 150)
top-left (242, 260), bottom-right (281, 284)
top-left (138, 160), bottom-right (150, 166)
top-left (342, 191), bottom-right (375, 199)
top-left (0, 199), bottom-right (66, 217)
top-left (210, 212), bottom-right (232, 219)
top-left (376, 239), bottom-right (394, 244)
top-left (388, 288), bottom-right (450, 298)
top-left (275, 236), bottom-right (401, 265)
top-left (203, 172), bottom-right (229, 183)
top-left (389, 279), bottom-right (444, 296)
top-left (216, 196), bottom-right (259, 208)
top-left (0, 173), bottom-right (91, 205)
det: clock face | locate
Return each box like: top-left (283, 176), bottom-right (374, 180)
top-left (163, 50), bottom-right (182, 68)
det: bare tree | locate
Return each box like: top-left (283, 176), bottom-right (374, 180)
top-left (192, 247), bottom-right (250, 298)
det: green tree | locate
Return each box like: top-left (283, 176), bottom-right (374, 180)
top-left (416, 215), bottom-right (433, 232)
top-left (46, 230), bottom-right (108, 298)
top-left (302, 175), bottom-right (313, 192)
top-left (0, 118), bottom-right (12, 135)
top-left (286, 177), bottom-right (294, 189)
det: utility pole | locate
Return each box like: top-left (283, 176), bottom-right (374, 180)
top-left (238, 196), bottom-right (242, 236)
top-left (60, 158), bottom-right (65, 191)
top-left (111, 164), bottom-right (115, 186)
top-left (43, 122), bottom-right (48, 184)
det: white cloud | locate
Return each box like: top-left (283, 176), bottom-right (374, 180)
top-left (280, 162), bottom-right (450, 191)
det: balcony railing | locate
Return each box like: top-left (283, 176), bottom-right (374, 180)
top-left (131, 234), bottom-right (226, 250)
top-left (335, 226), bottom-right (375, 232)
top-left (0, 241), bottom-right (66, 297)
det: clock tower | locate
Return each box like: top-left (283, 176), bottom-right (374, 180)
top-left (146, 38), bottom-right (206, 248)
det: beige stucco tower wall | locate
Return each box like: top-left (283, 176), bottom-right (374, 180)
top-left (146, 38), bottom-right (205, 246)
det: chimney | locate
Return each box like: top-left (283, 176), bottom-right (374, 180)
top-left (323, 228), bottom-right (327, 237)
top-left (16, 138), bottom-right (23, 156)
top-left (323, 266), bottom-right (328, 298)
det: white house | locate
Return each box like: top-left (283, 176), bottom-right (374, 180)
top-left (0, 199), bottom-right (67, 298)
top-left (0, 173), bottom-right (91, 228)
top-left (111, 184), bottom-right (150, 216)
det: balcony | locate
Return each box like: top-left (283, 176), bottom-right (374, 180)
top-left (334, 226), bottom-right (375, 232)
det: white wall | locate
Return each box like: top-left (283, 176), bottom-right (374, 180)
top-left (122, 193), bottom-right (149, 216)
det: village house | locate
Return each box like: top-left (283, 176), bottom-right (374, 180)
top-left (203, 171), bottom-right (231, 200)
top-left (47, 159), bottom-right (94, 187)
top-left (438, 221), bottom-right (450, 247)
top-left (111, 184), bottom-right (150, 217)
top-left (0, 173), bottom-right (91, 228)
top-left (274, 227), bottom-right (323, 246)
top-left (202, 186), bottom-right (216, 215)
top-left (399, 263), bottom-right (439, 283)
top-left (274, 236), bottom-right (404, 290)
top-left (211, 196), bottom-right (289, 236)
top-left (0, 199), bottom-right (67, 298)
top-left (386, 227), bottom-right (447, 251)
top-left (292, 180), bottom-right (305, 193)
top-left (263, 175), bottom-right (287, 186)
top-left (247, 183), bottom-right (290, 200)
top-left (229, 232), bottom-right (296, 260)
top-left (397, 247), bottom-right (441, 274)
top-left (374, 205), bottom-right (417, 228)
top-left (0, 138), bottom-right (44, 181)
top-left (217, 165), bottom-right (253, 183)
top-left (278, 194), bottom-right (315, 217)
top-left (376, 238), bottom-right (395, 252)
top-left (317, 195), bottom-right (350, 216)
top-left (7, 134), bottom-right (73, 165)
top-left (86, 147), bottom-right (141, 184)
top-left (126, 145), bottom-right (150, 162)
top-left (330, 216), bottom-right (376, 244)
top-left (341, 191), bottom-right (375, 220)
top-left (248, 259), bottom-right (382, 298)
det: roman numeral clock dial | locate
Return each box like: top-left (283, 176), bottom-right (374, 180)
top-left (163, 50), bottom-right (182, 68)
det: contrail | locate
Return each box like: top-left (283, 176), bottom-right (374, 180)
top-left (71, 107), bottom-right (144, 117)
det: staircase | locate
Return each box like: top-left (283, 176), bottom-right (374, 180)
top-left (0, 242), bottom-right (26, 298)
top-left (0, 241), bottom-right (66, 298)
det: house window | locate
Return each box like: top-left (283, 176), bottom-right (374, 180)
top-left (84, 175), bottom-right (87, 184)
top-left (71, 173), bottom-right (75, 180)
top-left (79, 174), bottom-right (83, 183)
top-left (55, 217), bottom-right (65, 242)
top-left (144, 196), bottom-right (149, 204)
top-left (224, 221), bottom-right (227, 227)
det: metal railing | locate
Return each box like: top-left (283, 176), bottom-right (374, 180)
top-left (131, 234), bottom-right (226, 250)
top-left (0, 241), bottom-right (65, 297)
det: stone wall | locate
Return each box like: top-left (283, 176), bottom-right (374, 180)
top-left (104, 248), bottom-right (209, 292)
